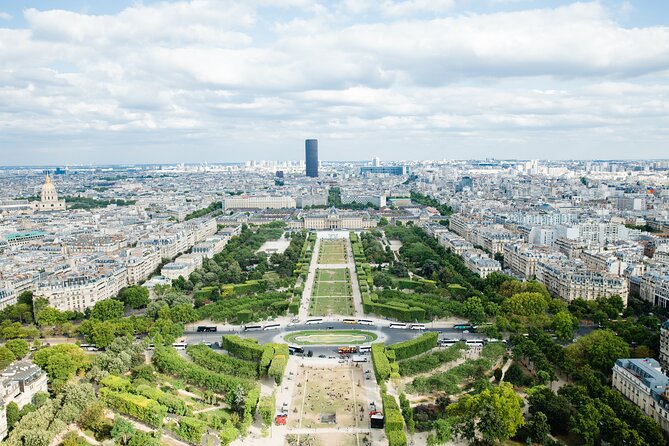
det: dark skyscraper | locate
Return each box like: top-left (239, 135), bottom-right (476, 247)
top-left (305, 139), bottom-right (318, 177)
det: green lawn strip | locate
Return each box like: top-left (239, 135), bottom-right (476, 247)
top-left (309, 296), bottom-right (354, 316)
top-left (283, 330), bottom-right (378, 345)
top-left (312, 281), bottom-right (352, 296)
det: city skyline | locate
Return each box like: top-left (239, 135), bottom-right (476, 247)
top-left (1, 0), bottom-right (669, 164)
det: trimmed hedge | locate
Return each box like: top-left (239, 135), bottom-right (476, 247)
top-left (387, 430), bottom-right (408, 446)
top-left (371, 343), bottom-right (391, 382)
top-left (100, 374), bottom-right (131, 392)
top-left (152, 345), bottom-right (255, 405)
top-left (258, 393), bottom-right (275, 428)
top-left (187, 344), bottom-right (259, 379)
top-left (100, 388), bottom-right (167, 428)
top-left (382, 393), bottom-right (405, 432)
top-left (134, 384), bottom-right (189, 416)
top-left (387, 332), bottom-right (438, 361)
top-left (222, 335), bottom-right (265, 362)
top-left (268, 355), bottom-right (287, 384)
top-left (362, 293), bottom-right (426, 322)
top-left (175, 416), bottom-right (207, 445)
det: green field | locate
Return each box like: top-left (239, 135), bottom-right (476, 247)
top-left (318, 240), bottom-right (348, 264)
top-left (315, 268), bottom-right (349, 281)
top-left (309, 296), bottom-right (354, 316)
top-left (313, 280), bottom-right (352, 297)
top-left (283, 330), bottom-right (378, 345)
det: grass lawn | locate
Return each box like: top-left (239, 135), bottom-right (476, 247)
top-left (313, 280), bottom-right (352, 297)
top-left (318, 240), bottom-right (348, 264)
top-left (283, 330), bottom-right (377, 345)
top-left (309, 296), bottom-right (354, 316)
top-left (316, 268), bottom-right (349, 281)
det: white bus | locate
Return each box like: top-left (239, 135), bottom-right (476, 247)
top-left (439, 339), bottom-right (459, 347)
top-left (172, 342), bottom-right (188, 350)
top-left (358, 345), bottom-right (371, 354)
top-left (409, 324), bottom-right (425, 330)
top-left (465, 340), bottom-right (484, 348)
top-left (263, 323), bottom-right (281, 331)
top-left (389, 323), bottom-right (407, 329)
top-left (305, 318), bottom-right (323, 325)
top-left (357, 319), bottom-right (374, 326)
top-left (243, 325), bottom-right (263, 331)
top-left (79, 344), bottom-right (98, 351)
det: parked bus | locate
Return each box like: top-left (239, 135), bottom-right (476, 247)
top-left (243, 325), bottom-right (263, 331)
top-left (196, 326), bottom-right (217, 332)
top-left (338, 346), bottom-right (357, 354)
top-left (172, 342), bottom-right (188, 350)
top-left (465, 340), bottom-right (484, 348)
top-left (358, 345), bottom-right (371, 354)
top-left (453, 324), bottom-right (473, 331)
top-left (288, 345), bottom-right (305, 355)
top-left (342, 318), bottom-right (357, 324)
top-left (409, 323), bottom-right (425, 330)
top-left (357, 319), bottom-right (374, 326)
top-left (389, 323), bottom-right (407, 329)
top-left (263, 323), bottom-right (281, 331)
top-left (79, 344), bottom-right (98, 352)
top-left (439, 339), bottom-right (459, 347)
top-left (305, 318), bottom-right (323, 325)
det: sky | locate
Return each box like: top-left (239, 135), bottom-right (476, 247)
top-left (1, 0), bottom-right (669, 165)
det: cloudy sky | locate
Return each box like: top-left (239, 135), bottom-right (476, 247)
top-left (1, 0), bottom-right (668, 165)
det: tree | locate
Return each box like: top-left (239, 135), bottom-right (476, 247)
top-left (119, 286), bottom-right (150, 309)
top-left (552, 311), bottom-right (576, 341)
top-left (463, 297), bottom-right (487, 325)
top-left (448, 382), bottom-right (524, 445)
top-left (111, 416), bottom-right (136, 446)
top-left (5, 339), bottom-right (29, 359)
top-left (528, 387), bottom-right (571, 434)
top-left (569, 402), bottom-right (601, 446)
top-left (92, 320), bottom-right (118, 348)
top-left (0, 346), bottom-right (16, 368)
top-left (32, 344), bottom-right (90, 390)
top-left (6, 401), bottom-right (20, 431)
top-left (36, 306), bottom-right (65, 327)
top-left (526, 411), bottom-right (550, 445)
top-left (565, 329), bottom-right (629, 374)
top-left (90, 299), bottom-right (124, 321)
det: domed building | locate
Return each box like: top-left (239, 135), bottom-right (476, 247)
top-left (33, 174), bottom-right (66, 212)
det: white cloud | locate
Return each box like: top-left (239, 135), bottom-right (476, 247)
top-left (0, 12), bottom-right (11, 20)
top-left (0, 1), bottom-right (668, 163)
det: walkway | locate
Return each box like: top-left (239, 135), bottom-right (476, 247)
top-left (345, 235), bottom-right (364, 317)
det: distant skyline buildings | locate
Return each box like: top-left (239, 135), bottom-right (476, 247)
top-left (305, 139), bottom-right (318, 178)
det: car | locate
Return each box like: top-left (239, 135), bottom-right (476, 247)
top-left (318, 354), bottom-right (326, 358)
top-left (307, 350), bottom-right (313, 357)
top-left (327, 326), bottom-right (334, 330)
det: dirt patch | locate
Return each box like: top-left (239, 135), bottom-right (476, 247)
top-left (289, 366), bottom-right (369, 429)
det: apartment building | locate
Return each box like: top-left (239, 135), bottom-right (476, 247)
top-left (503, 243), bottom-right (549, 280)
top-left (223, 195), bottom-right (296, 210)
top-left (462, 250), bottom-right (501, 278)
top-left (660, 321), bottom-right (669, 371)
top-left (612, 358), bottom-right (669, 433)
top-left (0, 360), bottom-right (49, 440)
top-left (640, 270), bottom-right (669, 308)
top-left (535, 259), bottom-right (628, 304)
top-left (36, 267), bottom-right (128, 312)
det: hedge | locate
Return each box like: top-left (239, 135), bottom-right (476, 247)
top-left (258, 393), bottom-right (275, 428)
top-left (152, 345), bottom-right (255, 405)
top-left (397, 342), bottom-right (466, 376)
top-left (222, 335), bottom-right (265, 362)
top-left (371, 343), bottom-right (391, 382)
top-left (134, 384), bottom-right (189, 416)
top-left (387, 332), bottom-right (438, 360)
top-left (268, 355), bottom-right (287, 384)
top-left (362, 293), bottom-right (426, 322)
top-left (100, 375), bottom-right (131, 392)
top-left (100, 388), bottom-right (167, 429)
top-left (187, 344), bottom-right (259, 379)
top-left (175, 416), bottom-right (207, 445)
top-left (387, 430), bottom-right (408, 446)
top-left (382, 393), bottom-right (405, 432)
